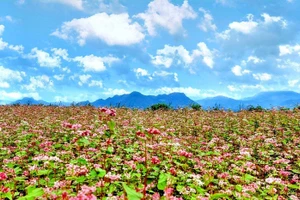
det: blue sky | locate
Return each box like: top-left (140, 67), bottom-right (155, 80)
top-left (0, 0), bottom-right (300, 103)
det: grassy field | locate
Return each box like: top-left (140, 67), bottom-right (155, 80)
top-left (0, 105), bottom-right (299, 199)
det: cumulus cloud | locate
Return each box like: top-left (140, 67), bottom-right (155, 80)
top-left (198, 8), bottom-right (217, 32)
top-left (0, 66), bottom-right (25, 88)
top-left (227, 84), bottom-right (266, 92)
top-left (153, 87), bottom-right (201, 98)
top-left (0, 25), bottom-right (4, 36)
top-left (253, 73), bottom-right (272, 81)
top-left (152, 42), bottom-right (215, 69)
top-left (52, 13), bottom-right (145, 46)
top-left (102, 88), bottom-right (130, 96)
top-left (216, 13), bottom-right (292, 58)
top-left (88, 80), bottom-right (103, 88)
top-left (53, 74), bottom-right (64, 81)
top-left (231, 65), bottom-right (250, 76)
top-left (0, 90), bottom-right (40, 100)
top-left (135, 0), bottom-right (196, 36)
top-left (279, 44), bottom-right (300, 56)
top-left (0, 38), bottom-right (8, 50)
top-left (29, 48), bottom-right (69, 68)
top-left (73, 54), bottom-right (120, 72)
top-left (23, 75), bottom-right (53, 91)
top-left (42, 0), bottom-right (84, 10)
top-left (78, 74), bottom-right (91, 86)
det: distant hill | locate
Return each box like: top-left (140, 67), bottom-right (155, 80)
top-left (7, 90), bottom-right (300, 110)
top-left (197, 96), bottom-right (243, 110)
top-left (197, 91), bottom-right (300, 110)
top-left (11, 97), bottom-right (49, 105)
top-left (90, 91), bottom-right (197, 109)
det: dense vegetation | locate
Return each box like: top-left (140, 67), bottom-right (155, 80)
top-left (0, 105), bottom-right (299, 199)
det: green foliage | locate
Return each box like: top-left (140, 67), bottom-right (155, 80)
top-left (247, 105), bottom-right (264, 112)
top-left (148, 103), bottom-right (172, 111)
top-left (190, 103), bottom-right (202, 111)
top-left (122, 183), bottom-right (143, 200)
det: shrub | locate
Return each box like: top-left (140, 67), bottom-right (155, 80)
top-left (190, 103), bottom-right (202, 111)
top-left (149, 103), bottom-right (172, 111)
top-left (247, 105), bottom-right (264, 112)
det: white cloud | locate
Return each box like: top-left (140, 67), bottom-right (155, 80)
top-left (231, 65), bottom-right (250, 76)
top-left (152, 42), bottom-right (214, 69)
top-left (52, 13), bottom-right (145, 46)
top-left (228, 14), bottom-right (258, 34)
top-left (0, 66), bottom-right (25, 86)
top-left (0, 91), bottom-right (40, 100)
top-left (153, 71), bottom-right (179, 82)
top-left (247, 56), bottom-right (265, 64)
top-left (288, 80), bottom-right (299, 87)
top-left (74, 54), bottom-right (119, 72)
top-left (198, 8), bottom-right (217, 32)
top-left (102, 88), bottom-right (129, 96)
top-left (88, 80), bottom-right (103, 87)
top-left (135, 0), bottom-right (196, 36)
top-left (0, 38), bottom-right (8, 50)
top-left (0, 82), bottom-right (9, 88)
top-left (78, 74), bottom-right (91, 86)
top-left (29, 48), bottom-right (61, 67)
top-left (24, 75), bottom-right (53, 91)
top-left (53, 74), bottom-right (64, 81)
top-left (54, 96), bottom-right (68, 102)
top-left (253, 73), bottom-right (272, 81)
top-left (277, 59), bottom-right (300, 72)
top-left (0, 25), bottom-right (4, 36)
top-left (52, 48), bottom-right (69, 61)
top-left (192, 42), bottom-right (214, 68)
top-left (153, 86), bottom-right (201, 98)
top-left (134, 68), bottom-right (151, 78)
top-left (8, 44), bottom-right (24, 53)
top-left (227, 84), bottom-right (266, 92)
top-left (43, 0), bottom-right (84, 10)
top-left (279, 44), bottom-right (300, 56)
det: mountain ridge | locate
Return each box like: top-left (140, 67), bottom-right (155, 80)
top-left (6, 90), bottom-right (300, 110)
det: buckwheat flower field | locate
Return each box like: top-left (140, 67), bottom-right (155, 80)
top-left (0, 106), bottom-right (299, 199)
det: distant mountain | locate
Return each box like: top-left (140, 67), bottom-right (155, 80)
top-left (197, 96), bottom-right (243, 110)
top-left (242, 91), bottom-right (300, 108)
top-left (11, 97), bottom-right (49, 105)
top-left (7, 91), bottom-right (300, 110)
top-left (196, 91), bottom-right (300, 110)
top-left (91, 91), bottom-right (197, 108)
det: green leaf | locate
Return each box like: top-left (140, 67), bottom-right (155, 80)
top-left (106, 146), bottom-right (114, 154)
top-left (122, 183), bottom-right (143, 200)
top-left (288, 184), bottom-right (300, 189)
top-left (18, 186), bottom-right (44, 200)
top-left (37, 170), bottom-right (49, 176)
top-left (235, 185), bottom-right (242, 192)
top-left (157, 173), bottom-right (168, 190)
top-left (77, 158), bottom-right (87, 165)
top-left (108, 120), bottom-right (116, 132)
top-left (76, 176), bottom-right (86, 183)
top-left (3, 192), bottom-right (12, 200)
top-left (209, 193), bottom-right (229, 200)
top-left (243, 174), bottom-right (255, 183)
top-left (14, 176), bottom-right (27, 181)
top-left (96, 168), bottom-right (106, 178)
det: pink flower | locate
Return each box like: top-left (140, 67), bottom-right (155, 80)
top-left (178, 150), bottom-right (193, 158)
top-left (136, 130), bottom-right (145, 137)
top-left (0, 172), bottom-right (7, 180)
top-left (170, 167), bottom-right (176, 175)
top-left (164, 187), bottom-right (174, 197)
top-left (151, 156), bottom-right (161, 164)
top-left (147, 128), bottom-right (161, 135)
top-left (279, 170), bottom-right (290, 177)
top-left (100, 107), bottom-right (116, 116)
top-left (152, 192), bottom-right (160, 200)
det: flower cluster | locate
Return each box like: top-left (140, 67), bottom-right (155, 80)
top-left (100, 107), bottom-right (116, 116)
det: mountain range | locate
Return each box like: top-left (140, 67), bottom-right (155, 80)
top-left (5, 91), bottom-right (300, 110)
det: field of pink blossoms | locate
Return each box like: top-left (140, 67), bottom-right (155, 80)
top-left (0, 105), bottom-right (299, 200)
